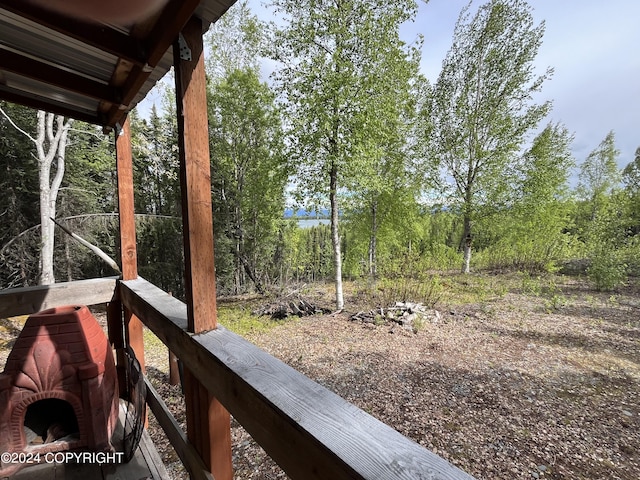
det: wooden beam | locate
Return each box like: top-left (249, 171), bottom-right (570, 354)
top-left (115, 116), bottom-right (145, 375)
top-left (0, 49), bottom-right (123, 104)
top-left (145, 0), bottom-right (202, 66)
top-left (174, 16), bottom-right (218, 334)
top-left (119, 278), bottom-right (476, 480)
top-left (173, 16), bottom-right (232, 480)
top-left (0, 277), bottom-right (117, 318)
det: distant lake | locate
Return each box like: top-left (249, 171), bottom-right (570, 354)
top-left (293, 218), bottom-right (330, 228)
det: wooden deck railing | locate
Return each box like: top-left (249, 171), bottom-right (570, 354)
top-left (0, 277), bottom-right (118, 318)
top-left (0, 278), bottom-right (475, 480)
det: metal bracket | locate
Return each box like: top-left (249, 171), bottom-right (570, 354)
top-left (178, 33), bottom-right (192, 61)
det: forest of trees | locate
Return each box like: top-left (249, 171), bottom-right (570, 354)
top-left (1, 0), bottom-right (639, 306)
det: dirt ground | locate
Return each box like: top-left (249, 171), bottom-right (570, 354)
top-left (2, 273), bottom-right (639, 479)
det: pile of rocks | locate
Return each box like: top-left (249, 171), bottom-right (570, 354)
top-left (350, 301), bottom-right (441, 333)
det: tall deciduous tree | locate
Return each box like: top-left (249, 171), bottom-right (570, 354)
top-left (622, 147), bottom-right (640, 237)
top-left (575, 131), bottom-right (625, 290)
top-left (206, 0), bottom-right (263, 83)
top-left (36, 112), bottom-right (72, 285)
top-left (622, 147), bottom-right (640, 194)
top-left (205, 1), bottom-right (287, 294)
top-left (270, 0), bottom-right (421, 309)
top-left (481, 123), bottom-right (575, 272)
top-left (577, 130), bottom-right (621, 207)
top-left (430, 0), bottom-right (551, 273)
top-left (208, 68), bottom-right (286, 294)
top-left (0, 106), bottom-right (72, 285)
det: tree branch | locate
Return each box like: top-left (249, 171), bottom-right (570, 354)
top-left (50, 217), bottom-right (121, 274)
top-left (0, 106), bottom-right (36, 143)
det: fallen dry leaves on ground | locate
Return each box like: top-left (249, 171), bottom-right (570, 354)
top-left (2, 274), bottom-right (638, 480)
top-left (143, 275), bottom-right (640, 480)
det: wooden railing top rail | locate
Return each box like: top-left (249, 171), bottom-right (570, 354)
top-left (0, 276), bottom-right (118, 319)
top-left (119, 277), bottom-right (475, 480)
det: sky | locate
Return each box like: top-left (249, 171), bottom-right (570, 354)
top-left (143, 0), bottom-right (640, 179)
top-left (404, 0), bottom-right (640, 177)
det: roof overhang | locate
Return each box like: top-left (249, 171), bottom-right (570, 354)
top-left (0, 0), bottom-right (236, 131)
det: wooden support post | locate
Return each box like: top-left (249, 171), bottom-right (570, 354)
top-left (174, 16), bottom-right (233, 480)
top-left (169, 350), bottom-right (181, 386)
top-left (115, 116), bottom-right (145, 374)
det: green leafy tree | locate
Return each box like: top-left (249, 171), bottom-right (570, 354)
top-left (344, 45), bottom-right (425, 280)
top-left (577, 130), bottom-right (621, 208)
top-left (270, 0), bottom-right (422, 308)
top-left (208, 68), bottom-right (287, 294)
top-left (622, 147), bottom-right (640, 237)
top-left (622, 147), bottom-right (640, 194)
top-left (429, 0), bottom-right (552, 273)
top-left (575, 131), bottom-right (626, 289)
top-left (206, 0), bottom-right (263, 83)
top-left (0, 102), bottom-right (40, 287)
top-left (205, 1), bottom-right (287, 295)
top-left (478, 123), bottom-right (575, 272)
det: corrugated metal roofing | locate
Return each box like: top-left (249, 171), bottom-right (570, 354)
top-left (0, 0), bottom-right (236, 130)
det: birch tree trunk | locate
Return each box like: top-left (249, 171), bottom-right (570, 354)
top-left (329, 159), bottom-right (344, 311)
top-left (368, 199), bottom-right (377, 279)
top-left (36, 111), bottom-right (72, 285)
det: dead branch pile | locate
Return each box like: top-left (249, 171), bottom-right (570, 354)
top-left (350, 301), bottom-right (441, 333)
top-left (254, 296), bottom-right (331, 320)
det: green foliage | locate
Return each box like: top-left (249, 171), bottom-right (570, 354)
top-left (206, 0), bottom-right (264, 83)
top-left (269, 0), bottom-right (423, 307)
top-left (208, 68), bottom-right (287, 294)
top-left (622, 147), bottom-right (640, 194)
top-left (577, 131), bottom-right (621, 203)
top-left (584, 194), bottom-right (628, 291)
top-left (276, 223), bottom-right (334, 284)
top-left (571, 133), bottom-right (629, 290)
top-left (588, 248), bottom-right (627, 292)
top-left (0, 102), bottom-right (40, 287)
top-left (472, 124), bottom-right (577, 273)
top-left (128, 106), bottom-right (185, 298)
top-left (428, 0), bottom-right (552, 273)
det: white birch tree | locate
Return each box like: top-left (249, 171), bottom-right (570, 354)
top-left (36, 111), bottom-right (72, 285)
top-left (0, 107), bottom-right (72, 285)
top-left (430, 0), bottom-right (551, 273)
top-left (269, 0), bottom-right (421, 309)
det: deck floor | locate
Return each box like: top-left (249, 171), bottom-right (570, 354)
top-left (5, 403), bottom-right (169, 480)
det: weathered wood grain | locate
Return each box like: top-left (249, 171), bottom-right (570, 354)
top-left (0, 277), bottom-right (117, 318)
top-left (174, 16), bottom-right (232, 480)
top-left (174, 16), bottom-right (218, 334)
top-left (119, 278), bottom-right (476, 480)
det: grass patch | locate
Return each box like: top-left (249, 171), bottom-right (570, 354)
top-left (438, 273), bottom-right (513, 305)
top-left (218, 305), bottom-right (288, 337)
